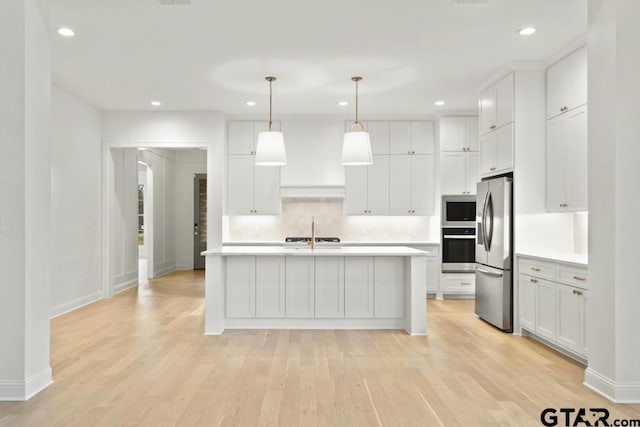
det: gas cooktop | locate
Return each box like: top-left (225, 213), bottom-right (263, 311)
top-left (285, 237), bottom-right (341, 243)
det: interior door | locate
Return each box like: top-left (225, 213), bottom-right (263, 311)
top-left (193, 174), bottom-right (207, 270)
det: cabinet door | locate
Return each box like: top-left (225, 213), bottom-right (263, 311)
top-left (411, 155), bottom-right (435, 215)
top-left (254, 164), bottom-right (281, 215)
top-left (465, 152), bottom-right (480, 195)
top-left (495, 73), bottom-right (514, 129)
top-left (563, 106), bottom-right (588, 211)
top-left (546, 114), bottom-right (567, 211)
top-left (389, 155), bottom-right (413, 215)
top-left (367, 155), bottom-right (389, 215)
top-left (440, 118), bottom-right (467, 152)
top-left (426, 257), bottom-right (439, 293)
top-left (285, 257), bottom-right (315, 318)
top-left (479, 132), bottom-right (496, 177)
top-left (466, 117), bottom-right (479, 151)
top-left (535, 278), bottom-right (557, 340)
top-left (344, 165), bottom-right (368, 215)
top-left (479, 87), bottom-right (496, 136)
top-left (345, 257), bottom-right (374, 318)
top-left (389, 122), bottom-right (412, 154)
top-left (519, 274), bottom-right (536, 331)
top-left (442, 153), bottom-right (466, 195)
top-left (226, 256), bottom-right (255, 318)
top-left (228, 155), bottom-right (255, 215)
top-left (255, 257), bottom-right (285, 318)
top-left (546, 46), bottom-right (587, 119)
top-left (411, 122), bottom-right (434, 154)
top-left (374, 257), bottom-right (404, 318)
top-left (315, 257), bottom-right (345, 318)
top-left (494, 122), bottom-right (514, 173)
top-left (367, 121), bottom-right (390, 155)
top-left (556, 284), bottom-right (583, 354)
top-left (228, 122), bottom-right (255, 155)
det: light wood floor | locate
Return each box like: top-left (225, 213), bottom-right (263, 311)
top-left (1, 271), bottom-right (639, 426)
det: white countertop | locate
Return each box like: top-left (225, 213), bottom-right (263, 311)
top-left (222, 241), bottom-right (439, 246)
top-left (516, 251), bottom-right (588, 267)
top-left (204, 245), bottom-right (429, 257)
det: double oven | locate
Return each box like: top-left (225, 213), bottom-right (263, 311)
top-left (441, 195), bottom-right (476, 273)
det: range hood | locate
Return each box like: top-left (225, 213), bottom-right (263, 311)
top-left (280, 185), bottom-right (345, 199)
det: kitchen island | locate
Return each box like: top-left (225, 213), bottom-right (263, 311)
top-left (202, 246), bottom-right (428, 335)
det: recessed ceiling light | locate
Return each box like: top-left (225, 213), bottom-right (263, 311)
top-left (150, 101), bottom-right (162, 107)
top-left (57, 27), bottom-right (75, 37)
top-left (518, 27), bottom-right (536, 36)
top-left (246, 101), bottom-right (256, 106)
top-left (338, 101), bottom-right (349, 107)
top-left (434, 100), bottom-right (445, 106)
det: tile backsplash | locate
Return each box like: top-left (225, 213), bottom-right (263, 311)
top-left (226, 200), bottom-right (439, 242)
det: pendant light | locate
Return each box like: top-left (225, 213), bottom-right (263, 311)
top-left (255, 76), bottom-right (287, 166)
top-left (341, 76), bottom-right (373, 165)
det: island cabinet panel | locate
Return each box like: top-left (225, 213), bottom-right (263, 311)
top-left (255, 257), bottom-right (286, 318)
top-left (226, 256), bottom-right (256, 318)
top-left (314, 257), bottom-right (345, 318)
top-left (344, 257), bottom-right (375, 318)
top-left (285, 257), bottom-right (315, 318)
top-left (374, 257), bottom-right (405, 318)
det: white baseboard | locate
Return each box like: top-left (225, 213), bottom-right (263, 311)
top-left (114, 277), bottom-right (138, 294)
top-left (584, 368), bottom-right (640, 403)
top-left (0, 367), bottom-right (52, 401)
top-left (50, 291), bottom-right (102, 318)
top-left (154, 260), bottom-right (176, 277)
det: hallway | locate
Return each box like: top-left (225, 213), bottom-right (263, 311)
top-left (1, 271), bottom-right (638, 426)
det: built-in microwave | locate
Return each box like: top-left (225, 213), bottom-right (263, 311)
top-left (441, 195), bottom-right (476, 227)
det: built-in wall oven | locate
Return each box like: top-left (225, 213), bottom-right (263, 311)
top-left (441, 195), bottom-right (476, 272)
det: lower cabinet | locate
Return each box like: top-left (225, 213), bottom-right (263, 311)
top-left (374, 257), bottom-right (404, 318)
top-left (285, 257), bottom-right (315, 318)
top-left (255, 257), bottom-right (286, 318)
top-left (315, 257), bottom-right (345, 318)
top-left (344, 257), bottom-right (374, 318)
top-left (518, 256), bottom-right (588, 359)
top-left (440, 273), bottom-right (475, 295)
top-left (226, 256), bottom-right (256, 318)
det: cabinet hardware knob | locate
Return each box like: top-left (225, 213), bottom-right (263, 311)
top-left (572, 289), bottom-right (583, 296)
top-left (573, 276), bottom-right (586, 281)
top-left (531, 267), bottom-right (541, 272)
top-left (530, 278), bottom-right (538, 283)
top-left (490, 167), bottom-right (496, 171)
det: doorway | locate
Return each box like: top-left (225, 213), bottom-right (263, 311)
top-left (193, 173), bottom-right (207, 270)
top-left (137, 161), bottom-right (153, 283)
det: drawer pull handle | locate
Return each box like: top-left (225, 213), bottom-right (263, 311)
top-left (572, 289), bottom-right (583, 296)
top-left (531, 267), bottom-right (541, 272)
top-left (530, 278), bottom-right (538, 283)
top-left (573, 276), bottom-right (586, 281)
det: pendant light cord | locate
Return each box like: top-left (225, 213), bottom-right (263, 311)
top-left (355, 78), bottom-right (359, 125)
top-left (351, 76), bottom-right (364, 131)
top-left (269, 78), bottom-right (273, 131)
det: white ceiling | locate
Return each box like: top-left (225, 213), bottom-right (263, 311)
top-left (50, 0), bottom-right (586, 116)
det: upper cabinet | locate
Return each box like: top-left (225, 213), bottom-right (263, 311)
top-left (344, 155), bottom-right (390, 215)
top-left (389, 154), bottom-right (435, 215)
top-left (479, 73), bottom-right (514, 136)
top-left (546, 46), bottom-right (587, 120)
top-left (546, 46), bottom-right (588, 213)
top-left (440, 117), bottom-right (479, 152)
top-left (389, 122), bottom-right (434, 155)
top-left (228, 121), bottom-right (281, 155)
top-left (440, 117), bottom-right (480, 195)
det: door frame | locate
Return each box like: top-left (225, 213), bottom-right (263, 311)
top-left (193, 173), bottom-right (207, 269)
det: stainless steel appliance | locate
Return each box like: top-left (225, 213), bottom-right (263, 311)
top-left (442, 195), bottom-right (476, 227)
top-left (441, 227), bottom-right (476, 272)
top-left (475, 176), bottom-right (513, 332)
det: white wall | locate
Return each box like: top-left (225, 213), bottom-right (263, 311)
top-left (175, 150), bottom-right (207, 269)
top-left (110, 148), bottom-right (139, 293)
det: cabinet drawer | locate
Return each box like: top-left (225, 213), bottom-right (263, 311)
top-left (520, 259), bottom-right (555, 281)
top-left (557, 267), bottom-right (588, 290)
top-left (441, 273), bottom-right (475, 293)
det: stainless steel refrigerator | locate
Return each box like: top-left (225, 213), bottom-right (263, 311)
top-left (475, 176), bottom-right (513, 331)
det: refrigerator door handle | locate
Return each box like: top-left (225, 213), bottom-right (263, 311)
top-left (486, 192), bottom-right (494, 251)
top-left (477, 267), bottom-right (503, 277)
top-left (481, 191), bottom-right (490, 252)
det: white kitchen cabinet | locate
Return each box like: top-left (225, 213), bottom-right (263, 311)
top-left (344, 155), bottom-right (389, 215)
top-left (389, 122), bottom-right (434, 155)
top-left (226, 256), bottom-right (255, 318)
top-left (479, 73), bottom-right (514, 135)
top-left (389, 154), bottom-right (434, 215)
top-left (546, 46), bottom-right (587, 119)
top-left (440, 273), bottom-right (475, 295)
top-left (479, 122), bottom-right (513, 178)
top-left (228, 155), bottom-right (281, 215)
top-left (374, 257), bottom-right (404, 318)
top-left (315, 257), bottom-right (345, 318)
top-left (366, 121), bottom-right (390, 155)
top-left (441, 152), bottom-right (479, 195)
top-left (546, 105), bottom-right (588, 212)
top-left (344, 257), bottom-right (375, 318)
top-left (228, 121), bottom-right (281, 155)
top-left (556, 283), bottom-right (585, 355)
top-left (440, 117), bottom-right (479, 152)
top-left (519, 274), bottom-right (536, 331)
top-left (255, 257), bottom-right (285, 318)
top-left (285, 257), bottom-right (315, 318)
top-left (426, 257), bottom-right (439, 295)
top-left (535, 277), bottom-right (557, 341)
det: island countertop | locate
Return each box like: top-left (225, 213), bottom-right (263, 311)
top-left (202, 245), bottom-right (429, 257)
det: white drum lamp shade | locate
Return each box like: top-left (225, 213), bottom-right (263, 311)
top-left (341, 131), bottom-right (372, 165)
top-left (255, 131), bottom-right (287, 165)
